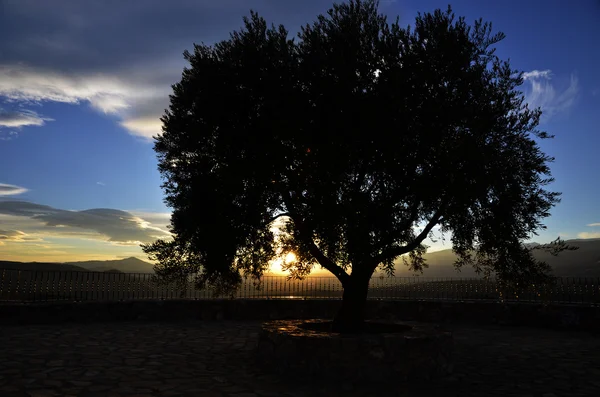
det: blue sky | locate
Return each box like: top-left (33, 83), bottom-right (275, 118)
top-left (0, 0), bottom-right (598, 263)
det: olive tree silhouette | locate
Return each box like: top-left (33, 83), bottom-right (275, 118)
top-left (142, 0), bottom-right (572, 332)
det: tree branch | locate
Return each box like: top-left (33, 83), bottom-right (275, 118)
top-left (374, 195), bottom-right (421, 252)
top-left (265, 212), bottom-right (292, 227)
top-left (353, 164), bottom-right (367, 192)
top-left (401, 198), bottom-right (421, 230)
top-left (369, 206), bottom-right (445, 270)
top-left (306, 238), bottom-right (351, 284)
top-left (279, 190), bottom-right (350, 285)
top-left (291, 216), bottom-right (351, 285)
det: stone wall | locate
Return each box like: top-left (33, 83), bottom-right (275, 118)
top-left (0, 299), bottom-right (598, 332)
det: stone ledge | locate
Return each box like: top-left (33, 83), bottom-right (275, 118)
top-left (257, 319), bottom-right (454, 382)
top-left (0, 299), bottom-right (598, 333)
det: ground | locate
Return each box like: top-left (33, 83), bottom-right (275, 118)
top-left (1, 321), bottom-right (599, 397)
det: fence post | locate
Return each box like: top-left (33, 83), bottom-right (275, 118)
top-left (15, 270), bottom-right (21, 302)
top-left (0, 269), bottom-right (4, 301)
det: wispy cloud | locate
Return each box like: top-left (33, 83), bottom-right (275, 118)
top-left (577, 232), bottom-right (600, 239)
top-left (522, 69), bottom-right (579, 121)
top-left (0, 130), bottom-right (19, 141)
top-left (1, 65), bottom-right (135, 112)
top-left (0, 108), bottom-right (52, 128)
top-left (0, 183), bottom-right (28, 196)
top-left (120, 117), bottom-right (163, 139)
top-left (96, 181), bottom-right (106, 186)
top-left (0, 108), bottom-right (52, 139)
top-left (0, 64), bottom-right (171, 139)
top-left (0, 201), bottom-right (171, 244)
top-left (575, 223), bottom-right (600, 239)
top-left (0, 229), bottom-right (41, 242)
top-left (522, 70), bottom-right (552, 80)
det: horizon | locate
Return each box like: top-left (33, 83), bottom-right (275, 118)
top-left (4, 236), bottom-right (600, 266)
top-left (1, 0), bottom-right (599, 272)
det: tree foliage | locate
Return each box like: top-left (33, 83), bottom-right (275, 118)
top-left (143, 0), bottom-right (569, 301)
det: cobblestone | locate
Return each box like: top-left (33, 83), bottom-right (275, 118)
top-left (0, 320), bottom-right (599, 396)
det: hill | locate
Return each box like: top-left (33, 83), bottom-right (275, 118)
top-left (67, 257), bottom-right (154, 273)
top-left (0, 261), bottom-right (89, 272)
top-left (0, 257), bottom-right (154, 273)
top-left (387, 238), bottom-right (600, 278)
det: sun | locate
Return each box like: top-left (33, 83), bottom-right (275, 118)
top-left (284, 252), bottom-right (297, 263)
top-left (268, 252), bottom-right (297, 274)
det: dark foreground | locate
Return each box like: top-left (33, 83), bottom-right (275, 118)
top-left (0, 321), bottom-right (599, 397)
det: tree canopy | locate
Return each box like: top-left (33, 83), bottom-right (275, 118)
top-left (143, 0), bottom-right (565, 299)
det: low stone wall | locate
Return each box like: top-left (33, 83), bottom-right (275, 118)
top-left (0, 299), bottom-right (598, 332)
top-left (373, 300), bottom-right (600, 333)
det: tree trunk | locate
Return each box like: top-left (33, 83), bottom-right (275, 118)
top-left (332, 274), bottom-right (370, 333)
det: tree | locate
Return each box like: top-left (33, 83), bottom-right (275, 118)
top-left (142, 0), bottom-right (572, 332)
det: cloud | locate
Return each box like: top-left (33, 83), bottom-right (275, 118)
top-left (0, 229), bottom-right (40, 242)
top-left (0, 64), bottom-right (170, 139)
top-left (0, 108), bottom-right (52, 139)
top-left (521, 69), bottom-right (579, 121)
top-left (0, 229), bottom-right (25, 240)
top-left (577, 232), bottom-right (600, 239)
top-left (0, 183), bottom-right (28, 196)
top-left (522, 70), bottom-right (552, 80)
top-left (0, 0), bottom-right (342, 141)
top-left (586, 223), bottom-right (600, 227)
top-left (0, 65), bottom-right (125, 110)
top-left (0, 108), bottom-right (52, 128)
top-left (96, 181), bottom-right (106, 186)
top-left (0, 201), bottom-right (171, 244)
top-left (0, 130), bottom-right (19, 141)
top-left (120, 117), bottom-right (163, 139)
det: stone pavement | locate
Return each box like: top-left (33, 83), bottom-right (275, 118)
top-left (1, 320), bottom-right (599, 397)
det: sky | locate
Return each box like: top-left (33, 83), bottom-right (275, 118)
top-left (0, 0), bottom-right (599, 265)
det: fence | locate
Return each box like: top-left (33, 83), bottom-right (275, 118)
top-left (0, 268), bottom-right (599, 305)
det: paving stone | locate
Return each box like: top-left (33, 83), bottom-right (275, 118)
top-left (42, 380), bottom-right (62, 387)
top-left (27, 390), bottom-right (58, 397)
top-left (255, 391), bottom-right (282, 397)
top-left (0, 385), bottom-right (21, 392)
top-left (89, 384), bottom-right (114, 392)
top-left (68, 380), bottom-right (92, 387)
top-left (0, 321), bottom-right (598, 396)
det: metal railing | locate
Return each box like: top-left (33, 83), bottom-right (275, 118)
top-left (0, 268), bottom-right (599, 305)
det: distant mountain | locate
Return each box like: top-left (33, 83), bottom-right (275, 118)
top-left (68, 257), bottom-right (154, 273)
top-left (386, 238), bottom-right (600, 278)
top-left (0, 261), bottom-right (89, 272)
top-left (528, 238), bottom-right (600, 277)
top-left (0, 257), bottom-right (154, 274)
top-left (523, 242), bottom-right (541, 249)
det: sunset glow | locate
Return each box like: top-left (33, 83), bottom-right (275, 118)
top-left (268, 252), bottom-right (297, 274)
